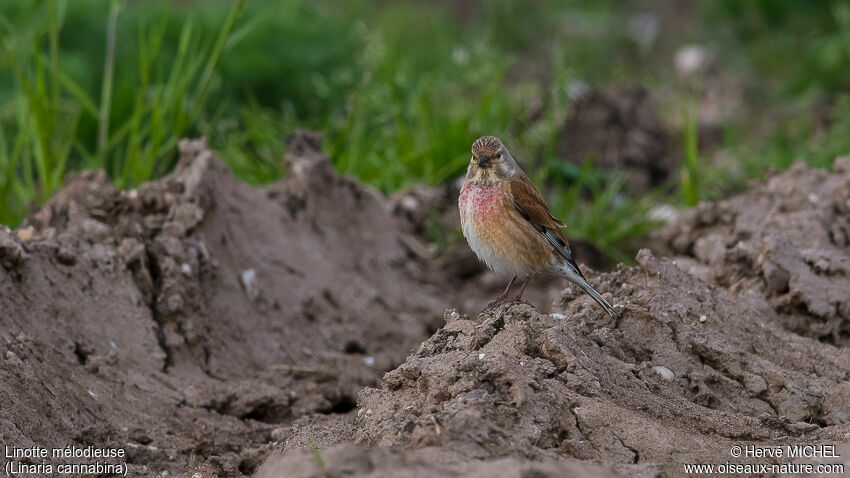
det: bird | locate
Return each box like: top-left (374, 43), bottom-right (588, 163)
top-left (458, 135), bottom-right (619, 317)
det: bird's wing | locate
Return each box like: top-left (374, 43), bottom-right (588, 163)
top-left (509, 173), bottom-right (585, 278)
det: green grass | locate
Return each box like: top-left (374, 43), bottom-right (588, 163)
top-left (680, 102), bottom-right (701, 207)
top-left (691, 0), bottom-right (850, 199)
top-left (309, 443), bottom-right (324, 470)
top-left (0, 0), bottom-right (246, 223)
top-left (1, 0), bottom-right (849, 263)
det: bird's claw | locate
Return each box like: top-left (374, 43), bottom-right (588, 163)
top-left (486, 295), bottom-right (527, 309)
top-left (486, 295), bottom-right (510, 308)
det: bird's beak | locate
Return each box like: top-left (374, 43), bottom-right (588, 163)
top-left (476, 156), bottom-right (491, 168)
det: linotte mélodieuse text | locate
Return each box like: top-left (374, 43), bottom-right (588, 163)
top-left (5, 445), bottom-right (125, 458)
top-left (5, 445), bottom-right (126, 475)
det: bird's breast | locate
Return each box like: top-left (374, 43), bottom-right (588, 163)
top-left (459, 182), bottom-right (503, 222)
top-left (459, 181), bottom-right (549, 276)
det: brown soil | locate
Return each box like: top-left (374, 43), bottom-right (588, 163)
top-left (1, 133), bottom-right (445, 476)
top-left (2, 136), bottom-right (849, 477)
top-left (655, 157), bottom-right (850, 344)
top-left (258, 250), bottom-right (850, 476)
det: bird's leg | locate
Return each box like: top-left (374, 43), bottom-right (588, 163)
top-left (514, 273), bottom-right (535, 300)
top-left (489, 276), bottom-right (516, 306)
top-left (501, 276), bottom-right (517, 297)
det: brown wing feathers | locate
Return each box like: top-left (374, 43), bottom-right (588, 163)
top-left (509, 174), bottom-right (585, 277)
top-left (509, 173), bottom-right (565, 229)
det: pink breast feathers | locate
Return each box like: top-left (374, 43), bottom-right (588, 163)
top-left (459, 183), bottom-right (502, 221)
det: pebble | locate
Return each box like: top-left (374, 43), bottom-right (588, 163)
top-left (15, 227), bottom-right (33, 242)
top-left (0, 233), bottom-right (25, 269)
top-left (478, 353), bottom-right (485, 360)
top-left (240, 269), bottom-right (259, 300)
top-left (762, 260), bottom-right (790, 293)
top-left (648, 203), bottom-right (678, 222)
top-left (699, 315), bottom-right (707, 323)
top-left (674, 44), bottom-right (707, 75)
top-left (56, 246), bottom-right (77, 266)
top-left (652, 366), bottom-right (675, 381)
top-left (270, 427), bottom-right (289, 442)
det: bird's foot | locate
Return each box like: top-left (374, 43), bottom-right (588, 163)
top-left (486, 298), bottom-right (506, 309)
top-left (510, 295), bottom-right (531, 305)
top-left (486, 295), bottom-right (527, 309)
top-left (486, 295), bottom-right (513, 308)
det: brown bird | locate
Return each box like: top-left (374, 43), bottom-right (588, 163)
top-left (458, 136), bottom-right (619, 317)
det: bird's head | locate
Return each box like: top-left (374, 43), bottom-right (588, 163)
top-left (466, 136), bottom-right (520, 183)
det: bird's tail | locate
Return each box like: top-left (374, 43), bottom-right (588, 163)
top-left (576, 276), bottom-right (619, 318)
top-left (559, 262), bottom-right (620, 318)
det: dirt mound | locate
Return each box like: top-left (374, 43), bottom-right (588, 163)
top-left (655, 157), bottom-right (850, 344)
top-left (557, 87), bottom-right (676, 193)
top-left (5, 132), bottom-right (850, 477)
top-left (258, 249), bottom-right (850, 476)
top-left (1, 133), bottom-right (445, 476)
top-left (256, 445), bottom-right (648, 478)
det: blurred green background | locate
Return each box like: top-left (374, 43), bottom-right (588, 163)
top-left (1, 0), bottom-right (848, 262)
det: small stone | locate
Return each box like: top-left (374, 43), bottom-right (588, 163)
top-left (461, 389), bottom-right (487, 401)
top-left (5, 351), bottom-right (21, 366)
top-left (270, 427), bottom-right (289, 442)
top-left (762, 260), bottom-right (790, 294)
top-left (118, 238), bottom-right (146, 265)
top-left (81, 219), bottom-right (110, 236)
top-left (478, 353), bottom-right (485, 360)
top-left (743, 374), bottom-right (768, 395)
top-left (443, 309), bottom-right (461, 323)
top-left (699, 315), bottom-right (707, 323)
top-left (693, 233), bottom-right (726, 266)
top-left (56, 246), bottom-right (77, 265)
top-left (674, 44), bottom-right (707, 75)
top-left (834, 156), bottom-right (850, 174)
top-left (15, 227), bottom-right (33, 242)
top-left (241, 269), bottom-right (260, 300)
top-left (648, 203), bottom-right (677, 222)
top-left (652, 366), bottom-right (675, 381)
top-left (172, 203), bottom-right (204, 234)
top-left (0, 233), bottom-right (25, 270)
top-left (165, 294), bottom-right (184, 314)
